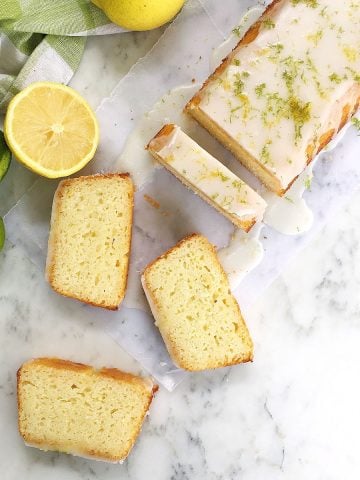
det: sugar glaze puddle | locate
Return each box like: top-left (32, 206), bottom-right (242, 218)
top-left (217, 224), bottom-right (264, 291)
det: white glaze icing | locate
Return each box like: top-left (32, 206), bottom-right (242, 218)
top-left (197, 0), bottom-right (360, 190)
top-left (263, 165), bottom-right (314, 235)
top-left (149, 124), bottom-right (267, 226)
top-left (210, 7), bottom-right (263, 72)
top-left (218, 223), bottom-right (264, 291)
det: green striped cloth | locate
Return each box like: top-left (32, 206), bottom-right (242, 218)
top-left (0, 0), bottom-right (125, 112)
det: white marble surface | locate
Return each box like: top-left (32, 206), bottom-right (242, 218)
top-left (2, 10), bottom-right (360, 480)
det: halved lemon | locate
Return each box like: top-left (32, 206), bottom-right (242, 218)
top-left (4, 82), bottom-right (99, 178)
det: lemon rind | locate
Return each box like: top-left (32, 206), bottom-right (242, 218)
top-left (4, 82), bottom-right (99, 179)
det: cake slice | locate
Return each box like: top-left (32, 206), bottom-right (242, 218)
top-left (147, 124), bottom-right (266, 232)
top-left (46, 173), bottom-right (133, 310)
top-left (142, 234), bottom-right (253, 371)
top-left (186, 0), bottom-right (360, 195)
top-left (17, 358), bottom-right (158, 463)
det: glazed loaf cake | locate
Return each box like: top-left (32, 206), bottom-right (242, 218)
top-left (46, 174), bottom-right (134, 310)
top-left (17, 358), bottom-right (158, 463)
top-left (142, 234), bottom-right (253, 371)
top-left (186, 0), bottom-right (360, 195)
top-left (147, 124), bottom-right (267, 232)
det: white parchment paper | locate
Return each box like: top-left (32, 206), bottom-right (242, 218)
top-left (4, 0), bottom-right (360, 390)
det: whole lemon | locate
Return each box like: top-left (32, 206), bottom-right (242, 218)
top-left (92, 0), bottom-right (186, 31)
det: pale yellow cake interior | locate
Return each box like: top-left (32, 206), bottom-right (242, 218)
top-left (46, 174), bottom-right (133, 309)
top-left (18, 359), bottom-right (155, 462)
top-left (142, 234), bottom-right (253, 371)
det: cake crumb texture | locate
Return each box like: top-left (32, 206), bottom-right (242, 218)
top-left (46, 173), bottom-right (133, 310)
top-left (143, 234), bottom-right (253, 371)
top-left (17, 358), bottom-right (157, 462)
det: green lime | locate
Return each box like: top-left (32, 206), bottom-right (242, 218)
top-left (0, 217), bottom-right (5, 251)
top-left (0, 130), bottom-right (11, 182)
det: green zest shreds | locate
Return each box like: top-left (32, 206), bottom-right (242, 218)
top-left (232, 47), bottom-right (314, 142)
top-left (352, 117), bottom-right (360, 132)
top-left (260, 140), bottom-right (273, 164)
top-left (291, 0), bottom-right (319, 7)
top-left (263, 18), bottom-right (275, 29)
top-left (288, 96), bottom-right (312, 141)
top-left (255, 83), bottom-right (266, 97)
top-left (329, 73), bottom-right (343, 84)
top-left (0, 130), bottom-right (11, 252)
top-left (233, 74), bottom-right (245, 96)
top-left (232, 25), bottom-right (243, 37)
top-left (0, 130), bottom-right (11, 182)
top-left (304, 176), bottom-right (312, 190)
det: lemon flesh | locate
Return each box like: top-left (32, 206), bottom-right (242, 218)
top-left (92, 0), bottom-right (185, 31)
top-left (4, 82), bottom-right (99, 179)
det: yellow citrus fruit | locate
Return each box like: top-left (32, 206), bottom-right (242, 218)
top-left (92, 0), bottom-right (185, 31)
top-left (4, 82), bottom-right (99, 179)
